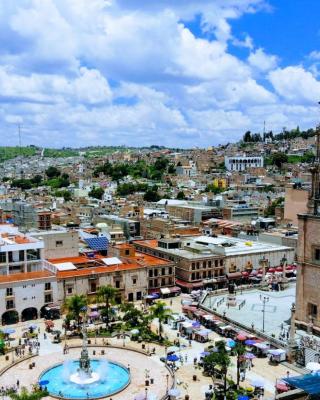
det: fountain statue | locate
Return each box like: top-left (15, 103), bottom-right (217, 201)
top-left (79, 319), bottom-right (91, 376)
top-left (69, 317), bottom-right (100, 385)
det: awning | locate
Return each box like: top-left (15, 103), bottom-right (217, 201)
top-left (45, 303), bottom-right (61, 311)
top-left (227, 272), bottom-right (243, 279)
top-left (169, 286), bottom-right (181, 293)
top-left (284, 374), bottom-right (320, 395)
top-left (176, 279), bottom-right (203, 288)
top-left (160, 288), bottom-right (170, 295)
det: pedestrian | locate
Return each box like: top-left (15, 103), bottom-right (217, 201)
top-left (16, 380), bottom-right (19, 388)
top-left (286, 371), bottom-right (290, 378)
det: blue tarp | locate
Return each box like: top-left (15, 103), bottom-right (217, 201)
top-left (84, 237), bottom-right (108, 251)
top-left (284, 373), bottom-right (320, 395)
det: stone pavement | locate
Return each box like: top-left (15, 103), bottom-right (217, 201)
top-left (0, 295), bottom-right (304, 400)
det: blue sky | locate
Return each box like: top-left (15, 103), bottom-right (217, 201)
top-left (0, 0), bottom-right (319, 148)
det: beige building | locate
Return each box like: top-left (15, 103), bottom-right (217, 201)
top-left (284, 185), bottom-right (308, 226)
top-left (30, 229), bottom-right (79, 259)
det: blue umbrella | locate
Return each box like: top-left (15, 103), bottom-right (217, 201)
top-left (28, 324), bottom-right (37, 330)
top-left (226, 339), bottom-right (236, 348)
top-left (192, 321), bottom-right (201, 327)
top-left (167, 354), bottom-right (179, 362)
top-left (200, 351), bottom-right (210, 357)
top-left (2, 328), bottom-right (15, 335)
top-left (39, 380), bottom-right (49, 386)
top-left (244, 352), bottom-right (256, 360)
top-left (245, 339), bottom-right (256, 345)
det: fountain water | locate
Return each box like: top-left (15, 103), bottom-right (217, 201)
top-left (39, 317), bottom-right (130, 399)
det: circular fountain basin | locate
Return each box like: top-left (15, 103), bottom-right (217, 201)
top-left (39, 360), bottom-right (130, 399)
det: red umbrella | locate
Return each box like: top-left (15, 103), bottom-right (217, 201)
top-left (275, 266), bottom-right (283, 272)
top-left (258, 268), bottom-right (263, 273)
top-left (285, 265), bottom-right (294, 270)
top-left (236, 333), bottom-right (247, 341)
top-left (268, 267), bottom-right (275, 273)
top-left (242, 271), bottom-right (249, 277)
top-left (276, 382), bottom-right (289, 392)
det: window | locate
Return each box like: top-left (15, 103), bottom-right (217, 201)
top-left (6, 300), bottom-right (14, 310)
top-left (168, 267), bottom-right (172, 274)
top-left (149, 270), bottom-right (153, 277)
top-left (0, 252), bottom-right (6, 263)
top-left (149, 279), bottom-right (153, 287)
top-left (154, 269), bottom-right (158, 277)
top-left (45, 294), bottom-right (52, 303)
top-left (19, 250), bottom-right (25, 261)
top-left (315, 248), bottom-right (320, 261)
top-left (132, 278), bottom-right (137, 285)
top-left (125, 249), bottom-right (130, 256)
top-left (203, 261), bottom-right (207, 269)
top-left (67, 287), bottom-right (73, 294)
top-left (191, 263), bottom-right (195, 270)
top-left (220, 259), bottom-right (223, 266)
top-left (90, 282), bottom-right (97, 293)
top-left (215, 260), bottom-right (218, 268)
top-left (115, 281), bottom-right (120, 289)
top-left (191, 273), bottom-right (195, 280)
top-left (208, 261), bottom-right (211, 268)
top-left (45, 282), bottom-right (51, 291)
top-left (309, 303), bottom-right (318, 318)
top-left (196, 262), bottom-right (200, 269)
top-left (56, 240), bottom-right (63, 247)
top-left (161, 278), bottom-right (165, 286)
top-left (162, 268), bottom-right (165, 275)
top-left (6, 288), bottom-right (13, 296)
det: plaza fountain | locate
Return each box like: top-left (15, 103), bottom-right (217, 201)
top-left (39, 320), bottom-right (130, 399)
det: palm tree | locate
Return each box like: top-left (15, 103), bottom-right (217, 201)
top-left (9, 387), bottom-right (48, 400)
top-left (97, 285), bottom-right (118, 330)
top-left (234, 342), bottom-right (246, 388)
top-left (150, 301), bottom-right (172, 341)
top-left (215, 340), bottom-right (231, 399)
top-left (65, 294), bottom-right (87, 328)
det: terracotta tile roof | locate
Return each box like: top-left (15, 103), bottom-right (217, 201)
top-left (0, 270), bottom-right (54, 284)
top-left (134, 239), bottom-right (158, 248)
top-left (56, 263), bottom-right (143, 279)
top-left (48, 256), bottom-right (95, 264)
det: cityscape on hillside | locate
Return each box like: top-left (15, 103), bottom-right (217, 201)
top-left (1, 1), bottom-right (320, 400)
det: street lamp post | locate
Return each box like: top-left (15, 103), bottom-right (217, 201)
top-left (260, 295), bottom-right (269, 332)
top-left (166, 374), bottom-right (169, 393)
top-left (145, 387), bottom-right (148, 400)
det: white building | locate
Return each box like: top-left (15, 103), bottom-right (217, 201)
top-left (225, 156), bottom-right (264, 172)
top-left (0, 226), bottom-right (59, 325)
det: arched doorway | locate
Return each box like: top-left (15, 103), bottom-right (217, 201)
top-left (21, 307), bottom-right (38, 321)
top-left (2, 310), bottom-right (19, 325)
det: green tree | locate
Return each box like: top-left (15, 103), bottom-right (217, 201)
top-left (234, 342), bottom-right (246, 388)
top-left (55, 189), bottom-right (72, 202)
top-left (45, 166), bottom-right (61, 178)
top-left (89, 187), bottom-right (104, 199)
top-left (97, 285), bottom-right (118, 330)
top-left (243, 131), bottom-right (252, 142)
top-left (144, 188), bottom-right (161, 202)
top-left (31, 175), bottom-right (43, 185)
top-left (270, 152), bottom-right (288, 169)
top-left (9, 387), bottom-right (48, 400)
top-left (150, 301), bottom-right (172, 341)
top-left (11, 179), bottom-right (33, 190)
top-left (65, 294), bottom-right (87, 328)
top-left (215, 340), bottom-right (231, 398)
top-left (176, 191), bottom-right (186, 200)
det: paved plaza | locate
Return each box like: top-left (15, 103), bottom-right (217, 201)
top-left (202, 285), bottom-right (296, 338)
top-left (0, 294), bottom-right (304, 400)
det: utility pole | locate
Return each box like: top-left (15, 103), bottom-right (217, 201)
top-left (18, 123), bottom-right (23, 178)
top-left (260, 294), bottom-right (269, 332)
